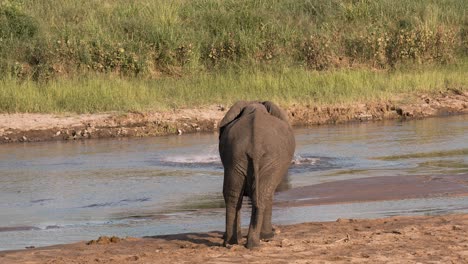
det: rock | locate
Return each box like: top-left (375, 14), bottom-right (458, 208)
top-left (87, 236), bottom-right (122, 245)
top-left (21, 136), bottom-right (27, 142)
top-left (452, 225), bottom-right (463, 231)
top-left (55, 131), bottom-right (61, 136)
top-left (126, 256), bottom-right (139, 261)
top-left (358, 113), bottom-right (373, 121)
top-left (110, 236), bottom-right (121, 243)
top-left (177, 129), bottom-right (183, 135)
top-left (274, 226), bottom-right (281, 235)
top-left (336, 218), bottom-right (355, 223)
top-left (280, 239), bottom-right (292, 247)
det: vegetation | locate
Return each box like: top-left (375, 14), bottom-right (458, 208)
top-left (1, 62), bottom-right (467, 113)
top-left (0, 0), bottom-right (467, 113)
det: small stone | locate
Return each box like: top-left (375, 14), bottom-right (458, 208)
top-left (55, 131), bottom-right (61, 136)
top-left (177, 129), bottom-right (183, 135)
top-left (453, 225), bottom-right (463, 231)
top-left (126, 256), bottom-right (139, 261)
top-left (280, 239), bottom-right (292, 247)
top-left (87, 236), bottom-right (121, 245)
top-left (274, 227), bottom-right (281, 235)
top-left (110, 236), bottom-right (121, 243)
top-left (336, 218), bottom-right (354, 223)
top-left (358, 113), bottom-right (373, 121)
top-left (21, 136), bottom-right (27, 141)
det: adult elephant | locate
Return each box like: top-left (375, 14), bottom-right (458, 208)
top-left (219, 101), bottom-right (295, 249)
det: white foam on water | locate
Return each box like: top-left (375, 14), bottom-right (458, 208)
top-left (163, 154), bottom-right (319, 165)
top-left (162, 154), bottom-right (221, 164)
top-left (292, 155), bottom-right (319, 165)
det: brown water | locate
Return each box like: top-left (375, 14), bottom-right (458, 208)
top-left (0, 115), bottom-right (467, 250)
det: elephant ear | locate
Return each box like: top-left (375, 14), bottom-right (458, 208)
top-left (262, 101), bottom-right (289, 123)
top-left (219, 101), bottom-right (253, 133)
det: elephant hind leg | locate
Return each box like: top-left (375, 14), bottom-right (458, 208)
top-left (260, 205), bottom-right (274, 240)
top-left (246, 202), bottom-right (264, 249)
top-left (223, 181), bottom-right (245, 246)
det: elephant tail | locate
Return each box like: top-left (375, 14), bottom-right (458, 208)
top-left (247, 155), bottom-right (260, 207)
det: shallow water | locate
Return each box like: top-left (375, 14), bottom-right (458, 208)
top-left (0, 115), bottom-right (467, 250)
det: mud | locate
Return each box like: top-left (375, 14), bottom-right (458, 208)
top-left (276, 174), bottom-right (468, 207)
top-left (1, 89), bottom-right (467, 143)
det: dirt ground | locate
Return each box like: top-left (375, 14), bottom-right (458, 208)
top-left (1, 214), bottom-right (467, 264)
top-left (1, 89), bottom-right (467, 143)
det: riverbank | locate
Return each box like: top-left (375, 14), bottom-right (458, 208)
top-left (2, 213), bottom-right (466, 263)
top-left (1, 88), bottom-right (467, 143)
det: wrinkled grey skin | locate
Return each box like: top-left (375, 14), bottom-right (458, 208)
top-left (219, 101), bottom-right (295, 249)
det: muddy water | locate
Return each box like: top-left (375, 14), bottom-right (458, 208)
top-left (0, 115), bottom-right (467, 250)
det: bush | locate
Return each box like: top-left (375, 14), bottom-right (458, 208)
top-left (299, 35), bottom-right (334, 70)
top-left (0, 0), bottom-right (467, 80)
top-left (0, 2), bottom-right (38, 40)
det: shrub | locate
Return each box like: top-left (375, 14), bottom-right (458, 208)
top-left (299, 35), bottom-right (334, 70)
top-left (0, 2), bottom-right (38, 40)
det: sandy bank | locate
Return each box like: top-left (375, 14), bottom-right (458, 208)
top-left (1, 90), bottom-right (467, 143)
top-left (1, 213), bottom-right (467, 263)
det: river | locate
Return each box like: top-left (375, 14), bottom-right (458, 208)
top-left (0, 115), bottom-right (467, 251)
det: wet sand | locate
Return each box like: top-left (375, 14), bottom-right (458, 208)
top-left (276, 174), bottom-right (468, 207)
top-left (2, 174), bottom-right (468, 263)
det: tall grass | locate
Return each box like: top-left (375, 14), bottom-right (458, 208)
top-left (1, 61), bottom-right (466, 113)
top-left (1, 0), bottom-right (467, 79)
top-left (1, 0), bottom-right (467, 113)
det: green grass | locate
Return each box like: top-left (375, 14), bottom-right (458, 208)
top-left (1, 0), bottom-right (467, 79)
top-left (1, 61), bottom-right (466, 113)
top-left (1, 0), bottom-right (467, 113)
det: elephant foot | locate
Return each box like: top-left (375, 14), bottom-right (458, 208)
top-left (223, 237), bottom-right (240, 247)
top-left (245, 239), bottom-right (260, 249)
top-left (260, 232), bottom-right (274, 240)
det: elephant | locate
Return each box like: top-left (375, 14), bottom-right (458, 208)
top-left (218, 101), bottom-right (295, 249)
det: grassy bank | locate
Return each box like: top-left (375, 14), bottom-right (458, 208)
top-left (1, 62), bottom-right (467, 113)
top-left (0, 0), bottom-right (467, 113)
top-left (1, 0), bottom-right (467, 80)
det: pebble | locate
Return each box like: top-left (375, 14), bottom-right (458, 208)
top-left (280, 239), bottom-right (292, 247)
